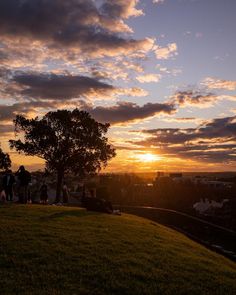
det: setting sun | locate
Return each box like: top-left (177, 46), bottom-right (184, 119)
top-left (137, 153), bottom-right (162, 163)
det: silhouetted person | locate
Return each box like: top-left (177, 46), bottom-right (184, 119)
top-left (62, 181), bottom-right (69, 204)
top-left (85, 194), bottom-right (114, 214)
top-left (1, 174), bottom-right (7, 202)
top-left (15, 166), bottom-right (31, 204)
top-left (2, 170), bottom-right (15, 202)
top-left (81, 185), bottom-right (90, 207)
top-left (40, 182), bottom-right (48, 204)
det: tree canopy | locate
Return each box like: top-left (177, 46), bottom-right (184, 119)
top-left (9, 109), bottom-right (116, 201)
top-left (0, 146), bottom-right (11, 171)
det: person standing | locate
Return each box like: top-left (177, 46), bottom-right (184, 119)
top-left (62, 181), bottom-right (69, 204)
top-left (2, 170), bottom-right (15, 202)
top-left (40, 182), bottom-right (48, 204)
top-left (15, 166), bottom-right (31, 204)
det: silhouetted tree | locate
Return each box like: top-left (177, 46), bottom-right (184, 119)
top-left (0, 146), bottom-right (11, 171)
top-left (9, 109), bottom-right (116, 202)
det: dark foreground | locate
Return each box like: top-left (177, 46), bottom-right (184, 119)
top-left (0, 205), bottom-right (236, 295)
top-left (121, 206), bottom-right (236, 261)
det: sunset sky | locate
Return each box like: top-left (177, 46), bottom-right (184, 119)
top-left (0, 0), bottom-right (236, 172)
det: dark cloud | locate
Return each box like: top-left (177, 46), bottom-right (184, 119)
top-left (101, 0), bottom-right (142, 19)
top-left (0, 98), bottom-right (175, 127)
top-left (0, 101), bottom-right (56, 122)
top-left (140, 116), bottom-right (236, 143)
top-left (0, 99), bottom-right (175, 133)
top-left (0, 69), bottom-right (147, 100)
top-left (0, 103), bottom-right (29, 122)
top-left (131, 116), bottom-right (236, 162)
top-left (0, 0), bottom-right (152, 57)
top-left (13, 72), bottom-right (115, 100)
top-left (0, 124), bottom-right (14, 135)
top-left (173, 90), bottom-right (216, 107)
top-left (0, 67), bottom-right (10, 78)
top-left (82, 101), bottom-right (176, 124)
top-left (0, 51), bottom-right (8, 61)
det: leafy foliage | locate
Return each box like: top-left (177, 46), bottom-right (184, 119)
top-left (9, 109), bottom-right (116, 199)
top-left (0, 146), bottom-right (11, 170)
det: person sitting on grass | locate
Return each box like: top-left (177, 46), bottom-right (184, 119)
top-left (82, 190), bottom-right (120, 215)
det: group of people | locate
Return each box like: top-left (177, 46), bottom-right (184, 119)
top-left (0, 165), bottom-right (71, 205)
top-left (1, 166), bottom-right (48, 204)
top-left (1, 166), bottom-right (31, 203)
top-left (1, 167), bottom-right (120, 214)
top-left (39, 181), bottom-right (69, 204)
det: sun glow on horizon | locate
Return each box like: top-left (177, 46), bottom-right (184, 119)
top-left (136, 153), bottom-right (162, 163)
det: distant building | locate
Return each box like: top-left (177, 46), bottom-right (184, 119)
top-left (192, 177), bottom-right (233, 189)
top-left (169, 173), bottom-right (183, 178)
top-left (156, 171), bottom-right (165, 178)
top-left (99, 174), bottom-right (113, 185)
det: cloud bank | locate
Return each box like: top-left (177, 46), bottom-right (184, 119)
top-left (82, 101), bottom-right (176, 124)
top-left (0, 0), bottom-right (154, 60)
top-left (131, 116), bottom-right (236, 162)
top-left (202, 77), bottom-right (236, 91)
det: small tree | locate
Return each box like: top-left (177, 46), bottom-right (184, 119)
top-left (9, 109), bottom-right (116, 202)
top-left (0, 147), bottom-right (11, 171)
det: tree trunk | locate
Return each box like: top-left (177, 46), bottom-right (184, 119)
top-left (55, 170), bottom-right (64, 203)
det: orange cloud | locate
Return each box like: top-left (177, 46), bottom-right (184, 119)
top-left (136, 73), bottom-right (161, 83)
top-left (202, 77), bottom-right (236, 91)
top-left (155, 43), bottom-right (178, 60)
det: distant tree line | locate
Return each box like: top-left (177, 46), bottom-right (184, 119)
top-left (97, 174), bottom-right (236, 212)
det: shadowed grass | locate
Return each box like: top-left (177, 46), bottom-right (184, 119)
top-left (0, 205), bottom-right (235, 295)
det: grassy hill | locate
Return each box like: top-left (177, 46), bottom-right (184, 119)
top-left (0, 205), bottom-right (235, 295)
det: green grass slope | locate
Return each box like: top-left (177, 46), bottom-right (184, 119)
top-left (0, 205), bottom-right (235, 295)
